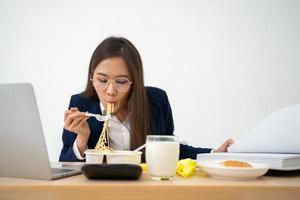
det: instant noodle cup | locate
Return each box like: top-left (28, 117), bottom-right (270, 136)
top-left (84, 149), bottom-right (105, 164)
top-left (106, 151), bottom-right (142, 164)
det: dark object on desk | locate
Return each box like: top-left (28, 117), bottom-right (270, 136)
top-left (266, 169), bottom-right (300, 177)
top-left (81, 164), bottom-right (142, 180)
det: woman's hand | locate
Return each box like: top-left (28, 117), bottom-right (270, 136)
top-left (213, 139), bottom-right (234, 153)
top-left (64, 107), bottom-right (90, 136)
top-left (64, 107), bottom-right (90, 155)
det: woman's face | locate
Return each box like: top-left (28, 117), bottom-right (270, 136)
top-left (92, 57), bottom-right (132, 115)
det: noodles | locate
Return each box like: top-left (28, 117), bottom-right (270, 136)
top-left (94, 103), bottom-right (115, 152)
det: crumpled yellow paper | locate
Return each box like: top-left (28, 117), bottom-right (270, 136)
top-left (139, 163), bottom-right (147, 172)
top-left (140, 159), bottom-right (203, 178)
top-left (176, 158), bottom-right (197, 177)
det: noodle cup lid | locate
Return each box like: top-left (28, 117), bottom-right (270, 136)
top-left (84, 149), bottom-right (107, 155)
top-left (84, 149), bottom-right (142, 156)
top-left (105, 150), bottom-right (142, 156)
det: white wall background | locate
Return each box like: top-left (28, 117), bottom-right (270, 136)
top-left (1, 0), bottom-right (300, 162)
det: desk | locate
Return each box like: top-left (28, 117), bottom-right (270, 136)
top-left (1, 170), bottom-right (300, 200)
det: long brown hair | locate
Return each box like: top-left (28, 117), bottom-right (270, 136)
top-left (83, 36), bottom-right (150, 150)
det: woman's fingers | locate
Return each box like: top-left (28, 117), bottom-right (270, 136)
top-left (214, 138), bottom-right (234, 153)
top-left (75, 117), bottom-right (89, 132)
top-left (64, 109), bottom-right (87, 131)
top-left (70, 107), bottom-right (78, 111)
top-left (64, 110), bottom-right (72, 121)
top-left (68, 117), bottom-right (84, 130)
top-left (64, 107), bottom-right (79, 121)
top-left (69, 116), bottom-right (88, 131)
top-left (77, 117), bottom-right (88, 127)
top-left (223, 139), bottom-right (234, 151)
top-left (225, 139), bottom-right (234, 147)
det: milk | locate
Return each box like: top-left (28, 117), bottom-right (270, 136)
top-left (146, 141), bottom-right (179, 179)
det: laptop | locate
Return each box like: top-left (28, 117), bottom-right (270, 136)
top-left (0, 83), bottom-right (81, 179)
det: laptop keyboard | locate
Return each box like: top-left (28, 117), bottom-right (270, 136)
top-left (51, 167), bottom-right (75, 174)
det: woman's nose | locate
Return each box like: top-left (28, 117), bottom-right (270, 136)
top-left (106, 81), bottom-right (117, 96)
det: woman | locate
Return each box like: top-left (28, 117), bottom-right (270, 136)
top-left (59, 36), bottom-right (233, 161)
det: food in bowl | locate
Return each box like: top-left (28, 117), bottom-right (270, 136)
top-left (221, 160), bottom-right (252, 168)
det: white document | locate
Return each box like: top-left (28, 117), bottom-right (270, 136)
top-left (228, 103), bottom-right (300, 153)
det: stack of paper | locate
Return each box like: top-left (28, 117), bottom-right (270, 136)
top-left (228, 103), bottom-right (300, 153)
top-left (198, 104), bottom-right (300, 170)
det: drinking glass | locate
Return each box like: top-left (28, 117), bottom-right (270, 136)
top-left (146, 135), bottom-right (179, 180)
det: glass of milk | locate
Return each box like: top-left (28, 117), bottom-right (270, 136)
top-left (146, 135), bottom-right (179, 180)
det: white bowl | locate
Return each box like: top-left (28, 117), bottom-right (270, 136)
top-left (106, 151), bottom-right (142, 164)
top-left (84, 149), bottom-right (142, 164)
top-left (84, 149), bottom-right (104, 164)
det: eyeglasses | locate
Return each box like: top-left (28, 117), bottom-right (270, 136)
top-left (91, 76), bottom-right (133, 93)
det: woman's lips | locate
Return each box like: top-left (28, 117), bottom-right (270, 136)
top-left (106, 97), bottom-right (116, 103)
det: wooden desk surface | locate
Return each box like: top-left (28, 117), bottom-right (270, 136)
top-left (1, 169), bottom-right (300, 200)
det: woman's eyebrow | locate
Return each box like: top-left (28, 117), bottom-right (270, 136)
top-left (95, 73), bottom-right (129, 78)
top-left (115, 74), bottom-right (129, 78)
top-left (95, 72), bottom-right (108, 77)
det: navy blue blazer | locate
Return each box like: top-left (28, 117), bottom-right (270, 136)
top-left (59, 87), bottom-right (212, 161)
